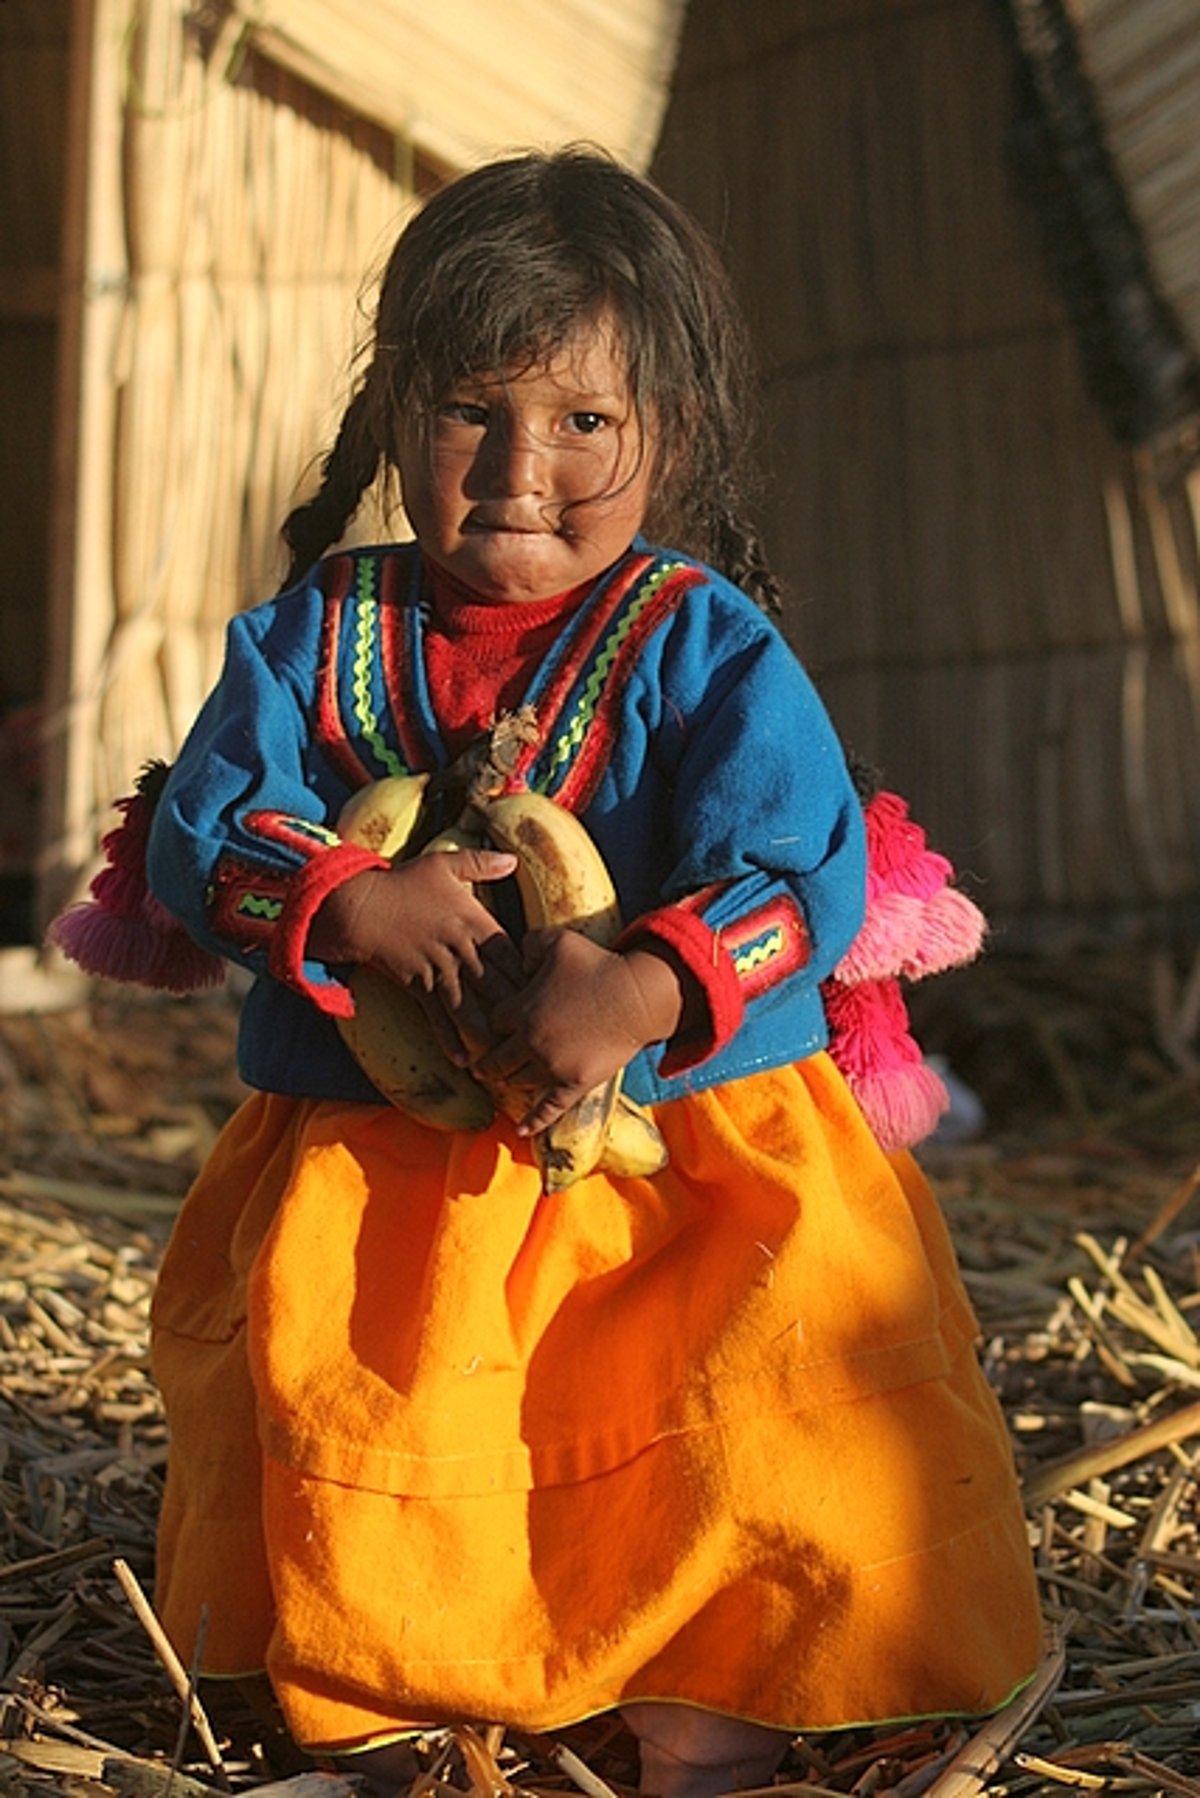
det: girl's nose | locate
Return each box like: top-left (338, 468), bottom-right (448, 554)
top-left (487, 421), bottom-right (549, 497)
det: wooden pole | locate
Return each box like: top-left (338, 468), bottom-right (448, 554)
top-left (37, 0), bottom-right (136, 929)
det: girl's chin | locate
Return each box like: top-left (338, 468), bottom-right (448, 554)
top-left (442, 538), bottom-right (591, 603)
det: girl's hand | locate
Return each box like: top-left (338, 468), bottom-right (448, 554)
top-left (469, 930), bottom-right (687, 1134)
top-left (310, 849), bottom-right (522, 1007)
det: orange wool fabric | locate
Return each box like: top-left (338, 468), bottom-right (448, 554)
top-left (150, 1056), bottom-right (1041, 1753)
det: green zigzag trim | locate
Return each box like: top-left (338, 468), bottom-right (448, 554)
top-left (238, 893), bottom-right (284, 922)
top-left (351, 561), bottom-right (405, 778)
top-left (536, 561), bottom-right (685, 792)
top-left (277, 816), bottom-right (341, 849)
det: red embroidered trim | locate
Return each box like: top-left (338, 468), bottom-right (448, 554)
top-left (718, 895), bottom-right (811, 1001)
top-left (208, 856), bottom-right (292, 950)
top-left (314, 557), bottom-right (376, 790)
top-left (617, 902), bottom-right (744, 1077)
top-left (379, 555), bottom-right (430, 772)
top-left (243, 810), bottom-right (342, 860)
top-left (268, 842), bottom-right (390, 1016)
top-left (504, 553), bottom-right (656, 792)
top-left (556, 567), bottom-right (703, 814)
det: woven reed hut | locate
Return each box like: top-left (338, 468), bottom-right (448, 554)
top-left (653, 0), bottom-right (1200, 948)
top-left (1, 0), bottom-right (684, 949)
top-left (8, 0), bottom-right (1200, 972)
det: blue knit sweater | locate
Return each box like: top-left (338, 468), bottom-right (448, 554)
top-left (146, 541), bottom-right (866, 1108)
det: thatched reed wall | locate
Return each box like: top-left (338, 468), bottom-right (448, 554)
top-left (208, 0), bottom-right (685, 174)
top-left (652, 0), bottom-right (1200, 941)
top-left (1075, 0), bottom-right (1200, 387)
top-left (36, 1), bottom-right (419, 926)
top-left (25, 0), bottom-right (683, 933)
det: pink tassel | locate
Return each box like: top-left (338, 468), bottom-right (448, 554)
top-left (841, 789), bottom-right (987, 985)
top-left (48, 901), bottom-right (166, 985)
top-left (88, 859), bottom-right (150, 919)
top-left (822, 976), bottom-right (949, 1150)
top-left (852, 1059), bottom-right (950, 1154)
top-left (823, 786), bottom-right (985, 1149)
top-left (864, 791), bottom-right (954, 901)
top-left (823, 978), bottom-right (920, 1074)
top-left (46, 760), bottom-right (226, 993)
top-left (833, 890), bottom-right (926, 985)
top-left (141, 921), bottom-right (228, 993)
top-left (142, 891), bottom-right (182, 934)
top-left (901, 885), bottom-right (987, 980)
top-left (48, 892), bottom-right (226, 991)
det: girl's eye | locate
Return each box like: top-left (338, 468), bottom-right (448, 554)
top-left (438, 401), bottom-right (488, 427)
top-left (567, 411), bottom-right (607, 436)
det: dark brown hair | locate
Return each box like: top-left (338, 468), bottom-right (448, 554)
top-left (281, 145), bottom-right (780, 611)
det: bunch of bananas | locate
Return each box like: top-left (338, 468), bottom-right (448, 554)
top-left (334, 767), bottom-right (669, 1192)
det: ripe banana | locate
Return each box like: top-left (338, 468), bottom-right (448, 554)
top-left (334, 774), bottom-right (495, 1132)
top-left (598, 1093), bottom-right (669, 1179)
top-left (332, 769), bottom-right (672, 1187)
top-left (476, 789), bottom-right (633, 1192)
top-left (533, 1074), bottom-right (622, 1191)
top-left (335, 773), bottom-right (429, 860)
top-left (337, 971), bottom-right (495, 1130)
top-left (477, 791), bottom-right (622, 947)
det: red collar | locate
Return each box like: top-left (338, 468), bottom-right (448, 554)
top-left (426, 562), bottom-right (594, 640)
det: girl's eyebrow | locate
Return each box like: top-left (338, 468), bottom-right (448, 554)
top-left (448, 382), bottom-right (629, 412)
top-left (565, 392), bottom-right (625, 409)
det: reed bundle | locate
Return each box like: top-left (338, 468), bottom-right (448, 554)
top-left (1074, 0), bottom-right (1200, 366)
top-left (653, 0), bottom-right (1200, 931)
top-left (96, 10), bottom-right (407, 810)
top-left (234, 0), bottom-right (685, 173)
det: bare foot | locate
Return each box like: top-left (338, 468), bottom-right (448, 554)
top-left (621, 1702), bottom-right (792, 1798)
top-left (337, 1738), bottom-right (422, 1796)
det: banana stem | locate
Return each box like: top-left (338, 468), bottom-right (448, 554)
top-left (409, 709), bottom-right (540, 854)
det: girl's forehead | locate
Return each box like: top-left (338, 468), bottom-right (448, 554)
top-left (454, 311), bottom-right (633, 395)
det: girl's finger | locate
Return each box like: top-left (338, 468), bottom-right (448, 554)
top-left (521, 927), bottom-right (559, 973)
top-left (418, 990), bottom-right (477, 1067)
top-left (459, 849), bottom-right (518, 885)
top-left (516, 1084), bottom-right (578, 1137)
top-left (429, 949), bottom-right (464, 1009)
top-left (476, 928), bottom-right (524, 987)
top-left (472, 1035), bottom-right (535, 1086)
top-left (442, 986), bottom-right (494, 1064)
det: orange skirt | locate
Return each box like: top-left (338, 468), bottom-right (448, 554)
top-left (150, 1055), bottom-right (1041, 1754)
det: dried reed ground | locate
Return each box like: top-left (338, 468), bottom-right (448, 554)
top-left (1, 952), bottom-right (1199, 1796)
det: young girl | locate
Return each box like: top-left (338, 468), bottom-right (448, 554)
top-left (89, 149), bottom-right (1041, 1793)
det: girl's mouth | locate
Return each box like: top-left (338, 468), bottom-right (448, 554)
top-left (466, 515), bottom-right (555, 537)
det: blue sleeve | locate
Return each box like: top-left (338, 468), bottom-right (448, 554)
top-left (145, 607), bottom-right (384, 1015)
top-left (621, 593), bottom-right (866, 1071)
top-left (671, 620), bottom-right (865, 980)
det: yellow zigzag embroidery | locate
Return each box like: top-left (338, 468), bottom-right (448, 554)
top-left (238, 894), bottom-right (284, 921)
top-left (351, 563), bottom-right (405, 778)
top-left (537, 562), bottom-right (685, 790)
top-left (732, 928), bottom-right (785, 975)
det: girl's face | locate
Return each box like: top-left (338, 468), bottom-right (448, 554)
top-left (396, 316), bottom-right (655, 603)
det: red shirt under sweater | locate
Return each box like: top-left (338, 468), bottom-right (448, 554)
top-left (424, 565), bottom-right (591, 755)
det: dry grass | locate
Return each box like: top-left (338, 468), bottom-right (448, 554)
top-left (0, 958), bottom-right (1198, 1796)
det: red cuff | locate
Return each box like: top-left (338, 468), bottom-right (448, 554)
top-left (617, 905), bottom-right (745, 1077)
top-left (269, 842), bottom-right (390, 1017)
